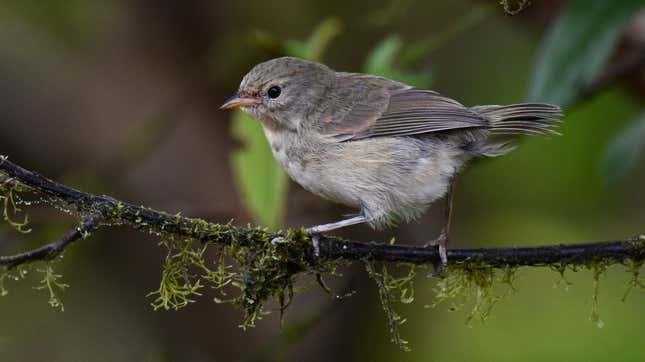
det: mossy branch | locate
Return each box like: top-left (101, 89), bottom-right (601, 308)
top-left (0, 215), bottom-right (99, 269)
top-left (1, 156), bottom-right (645, 270)
top-left (1, 156), bottom-right (645, 351)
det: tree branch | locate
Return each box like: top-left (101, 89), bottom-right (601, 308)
top-left (0, 215), bottom-right (100, 269)
top-left (1, 157), bottom-right (644, 270)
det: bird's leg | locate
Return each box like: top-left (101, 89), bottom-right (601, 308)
top-left (426, 177), bottom-right (457, 274)
top-left (305, 215), bottom-right (367, 256)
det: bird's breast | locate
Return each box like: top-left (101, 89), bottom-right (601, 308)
top-left (263, 127), bottom-right (310, 178)
top-left (262, 127), bottom-right (355, 204)
top-left (262, 129), bottom-right (468, 216)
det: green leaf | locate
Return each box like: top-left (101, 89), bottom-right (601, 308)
top-left (284, 18), bottom-right (342, 61)
top-left (363, 35), bottom-right (403, 75)
top-left (602, 112), bottom-right (645, 181)
top-left (231, 111), bottom-right (288, 228)
top-left (363, 35), bottom-right (433, 88)
top-left (399, 5), bottom-right (490, 67)
top-left (528, 0), bottom-right (645, 107)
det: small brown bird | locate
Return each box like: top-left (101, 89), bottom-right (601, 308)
top-left (221, 57), bottom-right (561, 268)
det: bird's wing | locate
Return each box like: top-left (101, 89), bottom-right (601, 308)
top-left (318, 73), bottom-right (488, 141)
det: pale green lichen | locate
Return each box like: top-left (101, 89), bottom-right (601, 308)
top-left (0, 175), bottom-right (72, 309)
top-left (622, 259), bottom-right (644, 301)
top-left (364, 260), bottom-right (416, 352)
top-left (0, 177), bottom-right (32, 234)
top-left (147, 227), bottom-right (347, 330)
top-left (0, 269), bottom-right (14, 297)
top-left (550, 262), bottom-right (574, 291)
top-left (430, 261), bottom-right (517, 324)
top-left (3, 166), bottom-right (645, 348)
top-left (147, 238), bottom-right (206, 311)
top-left (588, 262), bottom-right (608, 328)
top-left (34, 264), bottom-right (68, 311)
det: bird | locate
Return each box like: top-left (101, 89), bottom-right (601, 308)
top-left (221, 56), bottom-right (561, 270)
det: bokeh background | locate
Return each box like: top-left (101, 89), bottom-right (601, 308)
top-left (2, 0), bottom-right (645, 361)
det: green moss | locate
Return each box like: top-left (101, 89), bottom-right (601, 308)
top-left (0, 263), bottom-right (31, 295)
top-left (550, 262), bottom-right (574, 290)
top-left (147, 226), bottom-right (348, 329)
top-left (622, 258), bottom-right (644, 301)
top-left (364, 260), bottom-right (416, 352)
top-left (34, 264), bottom-right (68, 311)
top-left (0, 176), bottom-right (32, 234)
top-left (3, 163), bottom-right (645, 345)
top-left (430, 259), bottom-right (517, 324)
top-left (588, 262), bottom-right (608, 328)
top-left (147, 237), bottom-right (206, 311)
top-left (0, 269), bottom-right (13, 296)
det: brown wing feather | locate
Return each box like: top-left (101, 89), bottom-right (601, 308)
top-left (316, 74), bottom-right (392, 138)
top-left (318, 74), bottom-right (488, 141)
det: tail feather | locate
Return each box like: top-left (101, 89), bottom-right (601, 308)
top-left (466, 103), bottom-right (562, 157)
top-left (472, 103), bottom-right (563, 136)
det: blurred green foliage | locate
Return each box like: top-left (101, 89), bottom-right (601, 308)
top-left (528, 0), bottom-right (645, 107)
top-left (363, 35), bottom-right (433, 88)
top-left (0, 0), bottom-right (105, 47)
top-left (528, 0), bottom-right (645, 181)
top-left (603, 112), bottom-right (645, 181)
top-left (231, 112), bottom-right (290, 228)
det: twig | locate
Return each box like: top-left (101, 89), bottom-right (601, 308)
top-left (1, 215), bottom-right (100, 269)
top-left (1, 157), bottom-right (644, 270)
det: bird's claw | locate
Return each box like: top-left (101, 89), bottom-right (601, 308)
top-left (426, 230), bottom-right (448, 276)
top-left (305, 227), bottom-right (321, 257)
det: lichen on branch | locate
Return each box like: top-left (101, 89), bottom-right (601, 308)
top-left (1, 156), bottom-right (645, 351)
top-left (1, 171), bottom-right (32, 234)
top-left (146, 228), bottom-right (347, 329)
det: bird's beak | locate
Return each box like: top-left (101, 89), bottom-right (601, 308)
top-left (220, 93), bottom-right (262, 110)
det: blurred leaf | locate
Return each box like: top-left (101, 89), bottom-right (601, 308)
top-left (602, 112), bottom-right (645, 181)
top-left (0, 0), bottom-right (106, 47)
top-left (399, 5), bottom-right (490, 67)
top-left (528, 0), bottom-right (645, 107)
top-left (362, 5), bottom-right (489, 89)
top-left (363, 35), bottom-right (433, 88)
top-left (364, 35), bottom-right (402, 74)
top-left (232, 18), bottom-right (342, 228)
top-left (249, 30), bottom-right (286, 56)
top-left (250, 18), bottom-right (342, 61)
top-left (231, 111), bottom-right (288, 228)
top-left (367, 0), bottom-right (415, 28)
top-left (284, 18), bottom-right (342, 61)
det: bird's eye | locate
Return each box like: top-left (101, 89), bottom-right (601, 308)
top-left (267, 86), bottom-right (281, 99)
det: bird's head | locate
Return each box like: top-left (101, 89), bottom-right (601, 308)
top-left (221, 57), bottom-right (334, 131)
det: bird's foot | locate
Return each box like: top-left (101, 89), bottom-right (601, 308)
top-left (304, 226), bottom-right (323, 257)
top-left (425, 230), bottom-right (448, 276)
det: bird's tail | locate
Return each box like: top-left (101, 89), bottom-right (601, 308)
top-left (466, 103), bottom-right (563, 157)
top-left (473, 103), bottom-right (563, 136)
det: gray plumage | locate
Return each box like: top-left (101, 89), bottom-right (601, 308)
top-left (226, 57), bottom-right (562, 229)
